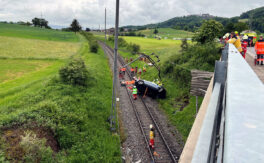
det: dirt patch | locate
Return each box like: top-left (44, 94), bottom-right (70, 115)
top-left (1, 124), bottom-right (59, 161)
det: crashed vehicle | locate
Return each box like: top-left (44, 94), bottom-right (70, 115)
top-left (135, 80), bottom-right (166, 99)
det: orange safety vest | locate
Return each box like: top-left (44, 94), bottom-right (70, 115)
top-left (131, 68), bottom-right (134, 72)
top-left (121, 68), bottom-right (126, 72)
top-left (255, 40), bottom-right (264, 55)
top-left (125, 80), bottom-right (135, 85)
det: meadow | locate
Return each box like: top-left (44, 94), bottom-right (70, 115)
top-left (0, 59), bottom-right (52, 83)
top-left (0, 36), bottom-right (80, 59)
top-left (0, 23), bottom-right (79, 42)
top-left (0, 24), bottom-right (121, 162)
top-left (136, 28), bottom-right (194, 39)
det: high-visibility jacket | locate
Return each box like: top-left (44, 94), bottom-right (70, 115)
top-left (228, 37), bottom-right (243, 52)
top-left (131, 68), bottom-right (134, 72)
top-left (255, 40), bottom-right (264, 55)
top-left (121, 68), bottom-right (126, 72)
top-left (132, 88), bottom-right (137, 95)
top-left (125, 80), bottom-right (135, 85)
top-left (150, 130), bottom-right (154, 140)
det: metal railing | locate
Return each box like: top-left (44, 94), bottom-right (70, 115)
top-left (191, 44), bottom-right (228, 163)
top-left (191, 43), bottom-right (264, 163)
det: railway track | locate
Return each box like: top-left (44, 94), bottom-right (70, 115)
top-left (99, 41), bottom-right (178, 163)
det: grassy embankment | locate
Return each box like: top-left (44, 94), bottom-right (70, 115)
top-left (95, 35), bottom-right (202, 141)
top-left (0, 23), bottom-right (120, 162)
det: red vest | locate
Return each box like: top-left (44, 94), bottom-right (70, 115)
top-left (255, 40), bottom-right (264, 54)
top-left (242, 41), bottom-right (247, 51)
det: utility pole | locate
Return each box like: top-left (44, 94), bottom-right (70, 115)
top-left (110, 0), bottom-right (120, 131)
top-left (105, 8), bottom-right (107, 41)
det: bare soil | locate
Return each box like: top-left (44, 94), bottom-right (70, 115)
top-left (1, 124), bottom-right (59, 161)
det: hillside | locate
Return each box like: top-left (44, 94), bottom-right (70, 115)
top-left (123, 15), bottom-right (229, 32)
top-left (123, 6), bottom-right (264, 33)
top-left (0, 23), bottom-right (121, 162)
top-left (240, 6), bottom-right (264, 32)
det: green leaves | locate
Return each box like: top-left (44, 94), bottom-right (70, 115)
top-left (193, 20), bottom-right (224, 44)
top-left (59, 57), bottom-right (88, 86)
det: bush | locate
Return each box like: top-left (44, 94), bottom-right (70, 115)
top-left (108, 36), bottom-right (128, 47)
top-left (128, 43), bottom-right (140, 54)
top-left (90, 40), bottom-right (99, 53)
top-left (81, 31), bottom-right (99, 53)
top-left (59, 58), bottom-right (88, 86)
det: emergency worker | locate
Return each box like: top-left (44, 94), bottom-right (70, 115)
top-left (241, 35), bottom-right (248, 59)
top-left (132, 86), bottom-right (138, 100)
top-left (149, 124), bottom-right (155, 150)
top-left (228, 32), bottom-right (243, 54)
top-left (255, 35), bottom-right (264, 65)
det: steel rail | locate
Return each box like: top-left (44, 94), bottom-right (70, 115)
top-left (100, 42), bottom-right (155, 162)
top-left (100, 41), bottom-right (177, 162)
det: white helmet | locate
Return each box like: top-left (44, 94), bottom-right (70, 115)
top-left (150, 124), bottom-right (153, 129)
top-left (133, 86), bottom-right (136, 88)
top-left (223, 33), bottom-right (230, 39)
top-left (243, 35), bottom-right (248, 40)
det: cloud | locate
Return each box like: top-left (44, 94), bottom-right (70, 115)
top-left (0, 0), bottom-right (263, 28)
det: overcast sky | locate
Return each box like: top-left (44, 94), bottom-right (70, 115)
top-left (0, 0), bottom-right (263, 28)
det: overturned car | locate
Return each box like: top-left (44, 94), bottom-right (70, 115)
top-left (135, 80), bottom-right (166, 99)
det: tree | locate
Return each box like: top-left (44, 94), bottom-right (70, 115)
top-left (85, 28), bottom-right (91, 32)
top-left (153, 28), bottom-right (159, 35)
top-left (193, 20), bottom-right (224, 44)
top-left (234, 22), bottom-right (249, 33)
top-left (223, 22), bottom-right (235, 34)
top-left (39, 19), bottom-right (48, 28)
top-left (70, 19), bottom-right (82, 34)
top-left (120, 27), bottom-right (124, 32)
top-left (32, 18), bottom-right (40, 27)
top-left (180, 38), bottom-right (188, 52)
top-left (32, 18), bottom-right (50, 29)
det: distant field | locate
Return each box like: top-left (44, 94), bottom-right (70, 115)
top-left (121, 36), bottom-right (181, 51)
top-left (0, 36), bottom-right (81, 59)
top-left (0, 23), bottom-right (79, 42)
top-left (136, 28), bottom-right (194, 39)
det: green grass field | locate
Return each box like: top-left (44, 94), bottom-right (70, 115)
top-left (0, 59), bottom-right (53, 83)
top-left (0, 23), bottom-right (79, 42)
top-left (0, 24), bottom-right (121, 162)
top-left (136, 28), bottom-right (194, 39)
top-left (0, 36), bottom-right (81, 59)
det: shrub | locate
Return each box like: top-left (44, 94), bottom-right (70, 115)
top-left (59, 58), bottom-right (88, 86)
top-left (81, 31), bottom-right (99, 53)
top-left (128, 43), bottom-right (140, 54)
top-left (108, 36), bottom-right (128, 47)
top-left (90, 40), bottom-right (99, 53)
top-left (180, 38), bottom-right (188, 52)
